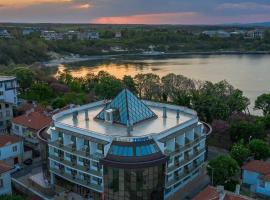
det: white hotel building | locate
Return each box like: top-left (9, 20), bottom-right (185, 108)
top-left (48, 89), bottom-right (211, 200)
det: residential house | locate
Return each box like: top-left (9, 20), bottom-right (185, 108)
top-left (202, 30), bottom-right (231, 38)
top-left (0, 29), bottom-right (12, 39)
top-left (78, 31), bottom-right (100, 40)
top-left (65, 30), bottom-right (80, 40)
top-left (12, 110), bottom-right (51, 150)
top-left (0, 76), bottom-right (18, 105)
top-left (0, 135), bottom-right (23, 166)
top-left (41, 31), bottom-right (63, 41)
top-left (245, 29), bottom-right (264, 39)
top-left (0, 161), bottom-right (12, 195)
top-left (242, 160), bottom-right (270, 197)
top-left (0, 103), bottom-right (13, 134)
top-left (115, 31), bottom-right (122, 39)
top-left (193, 185), bottom-right (251, 200)
top-left (0, 76), bottom-right (18, 133)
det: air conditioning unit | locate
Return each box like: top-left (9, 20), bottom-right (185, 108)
top-left (104, 109), bottom-right (115, 123)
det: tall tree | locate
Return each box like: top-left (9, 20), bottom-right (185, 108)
top-left (255, 93), bottom-right (270, 116)
top-left (249, 139), bottom-right (270, 160)
top-left (207, 155), bottom-right (240, 189)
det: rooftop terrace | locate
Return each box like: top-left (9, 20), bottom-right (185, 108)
top-left (0, 76), bottom-right (16, 82)
top-left (53, 89), bottom-right (197, 139)
top-left (54, 102), bottom-right (197, 138)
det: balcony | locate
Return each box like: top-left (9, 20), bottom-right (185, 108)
top-left (167, 149), bottom-right (205, 173)
top-left (48, 141), bottom-right (104, 161)
top-left (49, 154), bottom-right (102, 177)
top-left (164, 134), bottom-right (206, 157)
top-left (50, 168), bottom-right (103, 192)
top-left (165, 161), bottom-right (204, 188)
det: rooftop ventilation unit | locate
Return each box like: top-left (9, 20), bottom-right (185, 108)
top-left (105, 109), bottom-right (117, 123)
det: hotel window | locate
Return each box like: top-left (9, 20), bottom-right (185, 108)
top-left (0, 112), bottom-right (2, 118)
top-left (0, 91), bottom-right (2, 96)
top-left (0, 179), bottom-right (3, 188)
top-left (5, 104), bottom-right (9, 108)
top-left (0, 121), bottom-right (3, 127)
top-left (12, 146), bottom-right (17, 152)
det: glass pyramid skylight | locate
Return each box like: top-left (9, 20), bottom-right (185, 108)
top-left (95, 89), bottom-right (157, 126)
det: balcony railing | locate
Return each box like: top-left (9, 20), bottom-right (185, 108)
top-left (167, 149), bottom-right (205, 173)
top-left (50, 168), bottom-right (103, 192)
top-left (164, 134), bottom-right (206, 156)
top-left (165, 162), bottom-right (204, 188)
top-left (49, 154), bottom-right (102, 177)
top-left (48, 141), bottom-right (104, 161)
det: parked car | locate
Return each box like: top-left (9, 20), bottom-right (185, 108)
top-left (23, 159), bottom-right (33, 165)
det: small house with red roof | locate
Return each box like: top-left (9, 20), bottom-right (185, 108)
top-left (0, 135), bottom-right (23, 166)
top-left (242, 160), bottom-right (270, 197)
top-left (193, 185), bottom-right (251, 200)
top-left (11, 110), bottom-right (51, 150)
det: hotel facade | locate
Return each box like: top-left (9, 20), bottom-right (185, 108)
top-left (48, 89), bottom-right (211, 200)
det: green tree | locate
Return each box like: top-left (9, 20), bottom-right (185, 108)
top-left (134, 73), bottom-right (161, 100)
top-left (51, 97), bottom-right (67, 109)
top-left (207, 155), bottom-right (240, 189)
top-left (249, 139), bottom-right (270, 160)
top-left (255, 93), bottom-right (270, 116)
top-left (26, 82), bottom-right (54, 104)
top-left (161, 73), bottom-right (195, 106)
top-left (11, 67), bottom-right (35, 92)
top-left (230, 142), bottom-right (250, 165)
top-left (192, 80), bottom-right (249, 122)
top-left (0, 195), bottom-right (27, 200)
top-left (94, 74), bottom-right (123, 99)
top-left (122, 75), bottom-right (137, 93)
top-left (229, 120), bottom-right (265, 143)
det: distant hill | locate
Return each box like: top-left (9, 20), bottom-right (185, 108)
top-left (223, 22), bottom-right (270, 27)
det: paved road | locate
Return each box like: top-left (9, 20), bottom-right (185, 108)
top-left (207, 146), bottom-right (229, 160)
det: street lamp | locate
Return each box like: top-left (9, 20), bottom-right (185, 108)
top-left (207, 164), bottom-right (214, 185)
top-left (249, 135), bottom-right (252, 144)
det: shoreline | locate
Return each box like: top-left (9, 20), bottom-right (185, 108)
top-left (42, 50), bottom-right (270, 67)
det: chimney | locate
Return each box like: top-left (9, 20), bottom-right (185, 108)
top-left (217, 186), bottom-right (225, 200)
top-left (176, 109), bottom-right (180, 119)
top-left (85, 110), bottom-right (89, 121)
top-left (163, 107), bottom-right (167, 118)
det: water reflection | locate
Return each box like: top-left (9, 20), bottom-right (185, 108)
top-left (56, 54), bottom-right (270, 115)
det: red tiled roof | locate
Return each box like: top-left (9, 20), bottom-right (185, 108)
top-left (17, 103), bottom-right (48, 114)
top-left (193, 186), bottom-right (250, 200)
top-left (193, 186), bottom-right (219, 200)
top-left (224, 194), bottom-right (249, 200)
top-left (0, 161), bottom-right (12, 174)
top-left (12, 111), bottom-right (51, 131)
top-left (0, 135), bottom-right (22, 147)
top-left (242, 160), bottom-right (270, 175)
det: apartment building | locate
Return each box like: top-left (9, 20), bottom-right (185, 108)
top-left (0, 76), bottom-right (18, 133)
top-left (48, 89), bottom-right (211, 200)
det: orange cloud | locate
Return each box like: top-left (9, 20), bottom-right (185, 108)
top-left (92, 12), bottom-right (199, 24)
top-left (0, 0), bottom-right (71, 8)
top-left (72, 3), bottom-right (92, 9)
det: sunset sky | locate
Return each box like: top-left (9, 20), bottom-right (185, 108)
top-left (0, 0), bottom-right (270, 24)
